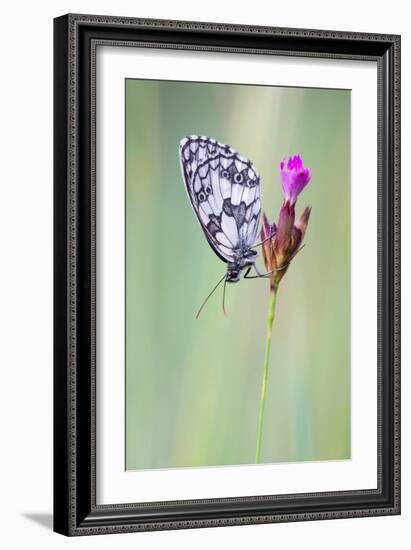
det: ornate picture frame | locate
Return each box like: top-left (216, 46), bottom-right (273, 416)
top-left (54, 14), bottom-right (400, 536)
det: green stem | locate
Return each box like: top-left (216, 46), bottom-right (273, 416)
top-left (255, 284), bottom-right (279, 464)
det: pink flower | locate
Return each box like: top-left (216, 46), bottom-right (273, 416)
top-left (280, 154), bottom-right (311, 205)
top-left (261, 155), bottom-right (312, 289)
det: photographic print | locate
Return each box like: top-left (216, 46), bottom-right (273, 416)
top-left (125, 78), bottom-right (351, 471)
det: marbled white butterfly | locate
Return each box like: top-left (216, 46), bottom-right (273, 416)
top-left (180, 135), bottom-right (269, 316)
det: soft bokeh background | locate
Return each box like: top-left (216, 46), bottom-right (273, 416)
top-left (125, 79), bottom-right (350, 470)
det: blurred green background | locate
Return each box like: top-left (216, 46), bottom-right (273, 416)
top-left (125, 79), bottom-right (350, 470)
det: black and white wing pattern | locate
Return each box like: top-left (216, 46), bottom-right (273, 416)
top-left (179, 135), bottom-right (261, 263)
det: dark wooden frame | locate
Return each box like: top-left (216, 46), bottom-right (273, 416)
top-left (54, 13), bottom-right (401, 536)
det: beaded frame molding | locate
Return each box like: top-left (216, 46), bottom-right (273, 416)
top-left (53, 13), bottom-right (401, 536)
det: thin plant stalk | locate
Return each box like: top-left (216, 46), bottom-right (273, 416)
top-left (255, 284), bottom-right (278, 464)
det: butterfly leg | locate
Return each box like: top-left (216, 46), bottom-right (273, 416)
top-left (244, 266), bottom-right (266, 279)
top-left (244, 266), bottom-right (285, 279)
top-left (244, 245), bottom-right (306, 279)
top-left (250, 231), bottom-right (276, 249)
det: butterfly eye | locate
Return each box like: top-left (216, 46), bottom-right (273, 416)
top-left (221, 170), bottom-right (230, 179)
top-left (198, 191), bottom-right (206, 202)
top-left (234, 173), bottom-right (243, 184)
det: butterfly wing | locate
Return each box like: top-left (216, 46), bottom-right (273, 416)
top-left (179, 135), bottom-right (261, 263)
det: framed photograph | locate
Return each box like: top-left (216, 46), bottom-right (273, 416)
top-left (53, 14), bottom-right (401, 536)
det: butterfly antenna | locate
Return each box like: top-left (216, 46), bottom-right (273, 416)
top-left (196, 273), bottom-right (227, 319)
top-left (222, 277), bottom-right (228, 317)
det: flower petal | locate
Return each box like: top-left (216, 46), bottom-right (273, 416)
top-left (280, 155), bottom-right (311, 205)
